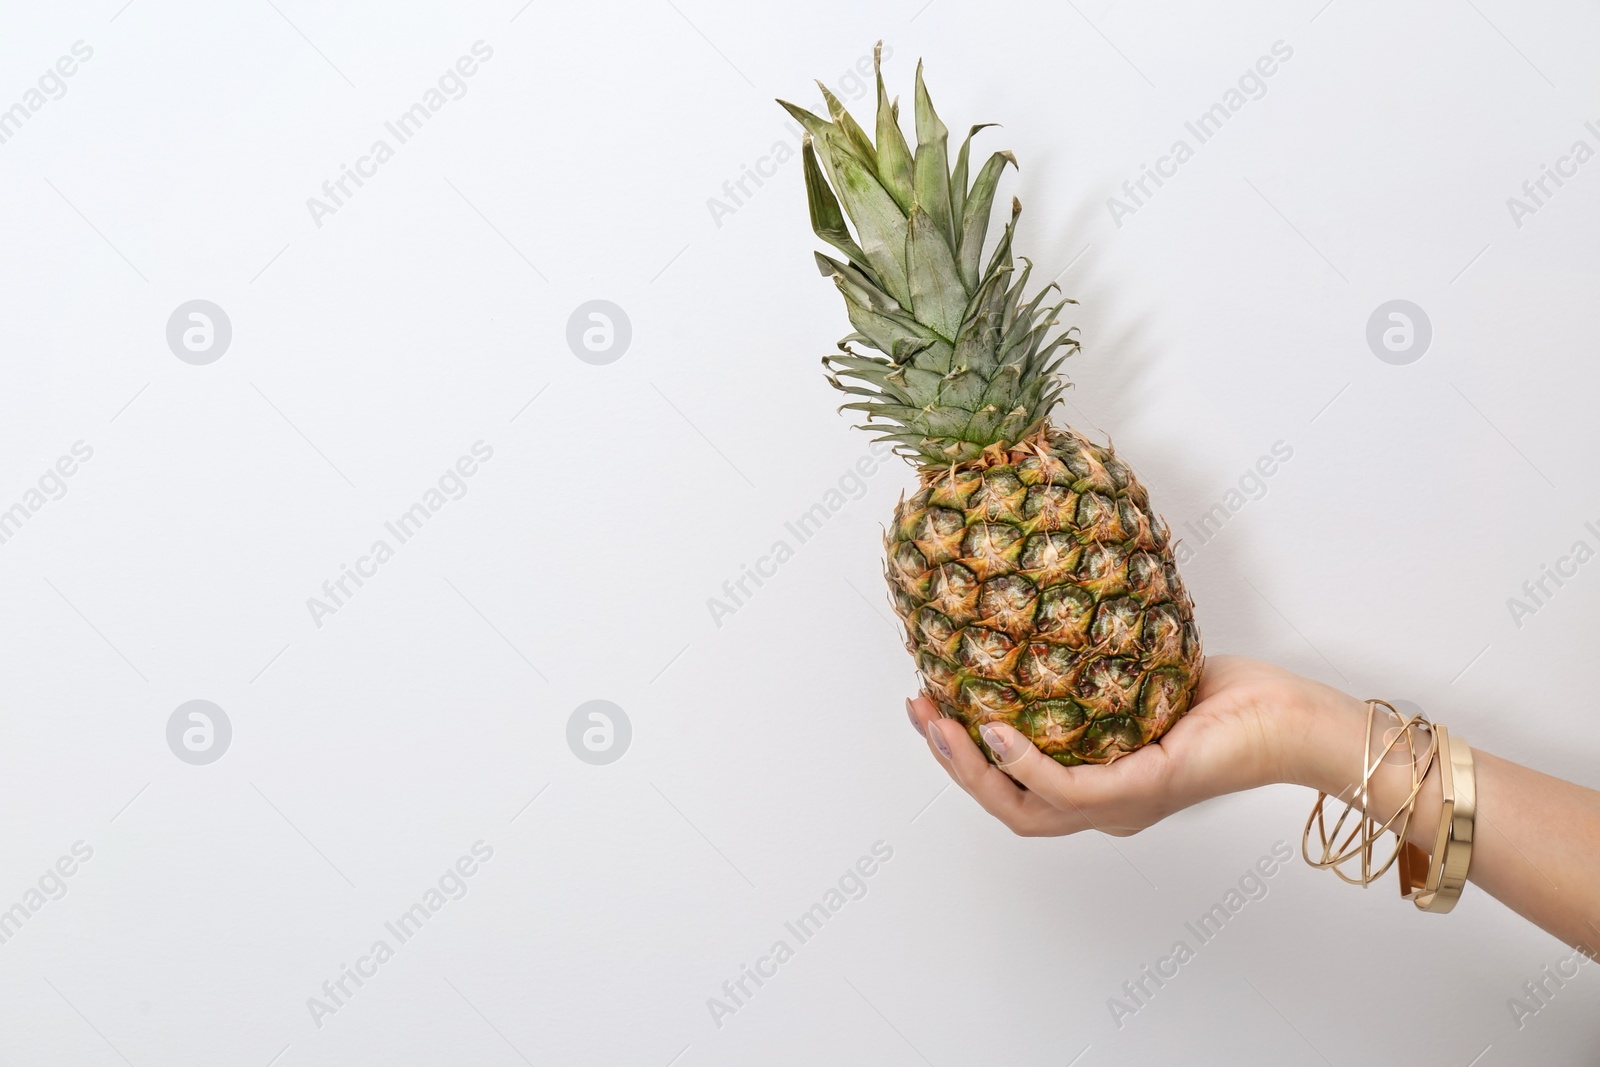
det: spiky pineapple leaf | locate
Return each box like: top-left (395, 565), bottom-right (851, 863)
top-left (817, 82), bottom-right (878, 172)
top-left (958, 150), bottom-right (1017, 290)
top-left (873, 45), bottom-right (915, 214)
top-left (950, 123), bottom-right (997, 233)
top-left (801, 142), bottom-right (875, 281)
top-left (784, 48), bottom-right (1078, 466)
top-left (776, 99), bottom-right (836, 153)
top-left (911, 61), bottom-right (956, 252)
top-left (906, 205), bottom-right (966, 342)
top-left (827, 131), bottom-right (913, 307)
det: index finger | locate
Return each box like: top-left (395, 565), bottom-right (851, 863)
top-left (910, 696), bottom-right (1090, 835)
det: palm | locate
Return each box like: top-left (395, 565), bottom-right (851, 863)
top-left (910, 656), bottom-right (1297, 837)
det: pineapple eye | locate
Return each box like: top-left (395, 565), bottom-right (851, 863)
top-left (956, 627), bottom-right (1016, 677)
top-left (1074, 492), bottom-right (1125, 541)
top-left (1090, 597), bottom-right (1143, 656)
top-left (1014, 641), bottom-right (1079, 694)
top-left (1078, 657), bottom-right (1141, 713)
top-left (972, 469), bottom-right (1026, 522)
top-left (913, 606), bottom-right (958, 645)
top-left (1101, 454), bottom-right (1131, 489)
top-left (1126, 552), bottom-right (1168, 599)
top-left (1019, 531), bottom-right (1077, 574)
top-left (959, 523), bottom-right (1024, 578)
top-left (1021, 699), bottom-right (1089, 753)
top-left (958, 679), bottom-right (1024, 720)
top-left (1034, 584), bottom-right (1095, 645)
top-left (890, 542), bottom-right (930, 587)
top-left (977, 574), bottom-right (1038, 635)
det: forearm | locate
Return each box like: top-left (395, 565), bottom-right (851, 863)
top-left (1283, 684), bottom-right (1600, 952)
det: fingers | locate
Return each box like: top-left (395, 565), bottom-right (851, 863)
top-left (977, 721), bottom-right (1093, 810)
top-left (907, 696), bottom-right (1086, 835)
top-left (906, 694), bottom-right (937, 737)
top-left (977, 721), bottom-right (1162, 835)
top-left (924, 717), bottom-right (1030, 819)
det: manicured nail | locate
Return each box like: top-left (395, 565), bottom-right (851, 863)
top-left (980, 723), bottom-right (1009, 759)
top-left (906, 698), bottom-right (924, 736)
top-left (928, 722), bottom-right (952, 758)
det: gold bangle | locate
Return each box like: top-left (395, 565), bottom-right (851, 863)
top-left (1302, 700), bottom-right (1436, 887)
top-left (1403, 725), bottom-right (1476, 913)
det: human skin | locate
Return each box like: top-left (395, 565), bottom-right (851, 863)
top-left (907, 655), bottom-right (1600, 952)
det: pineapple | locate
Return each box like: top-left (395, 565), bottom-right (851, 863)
top-left (780, 45), bottom-right (1202, 765)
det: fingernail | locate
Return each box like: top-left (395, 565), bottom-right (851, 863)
top-left (929, 722), bottom-right (952, 759)
top-left (980, 723), bottom-right (1008, 759)
top-left (905, 698), bottom-right (924, 736)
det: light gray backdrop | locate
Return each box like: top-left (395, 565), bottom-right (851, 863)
top-left (1, 0), bottom-right (1597, 1063)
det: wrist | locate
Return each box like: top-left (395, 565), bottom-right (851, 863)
top-left (1271, 676), bottom-right (1372, 795)
top-left (1275, 681), bottom-right (1446, 849)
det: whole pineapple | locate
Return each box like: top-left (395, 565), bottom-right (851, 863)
top-left (780, 46), bottom-right (1202, 766)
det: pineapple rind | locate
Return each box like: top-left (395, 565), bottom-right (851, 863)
top-left (783, 45), bottom-right (1203, 763)
top-left (889, 427), bottom-right (1203, 764)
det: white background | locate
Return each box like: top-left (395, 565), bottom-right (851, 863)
top-left (1, 0), bottom-right (1598, 1063)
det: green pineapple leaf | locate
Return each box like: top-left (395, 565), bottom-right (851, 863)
top-left (950, 124), bottom-right (998, 237)
top-left (873, 43), bottom-right (915, 214)
top-left (906, 205), bottom-right (966, 343)
top-left (911, 61), bottom-right (956, 252)
top-left (802, 141), bottom-right (875, 282)
top-left (958, 150), bottom-right (1018, 290)
top-left (817, 82), bottom-right (878, 172)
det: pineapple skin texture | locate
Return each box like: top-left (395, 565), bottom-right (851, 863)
top-left (888, 426), bottom-right (1202, 765)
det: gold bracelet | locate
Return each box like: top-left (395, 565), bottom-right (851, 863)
top-left (1401, 724), bottom-right (1477, 913)
top-left (1303, 700), bottom-right (1436, 887)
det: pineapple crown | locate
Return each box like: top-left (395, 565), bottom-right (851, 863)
top-left (779, 43), bottom-right (1080, 469)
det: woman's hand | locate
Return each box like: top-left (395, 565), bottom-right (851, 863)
top-left (906, 655), bottom-right (1366, 837)
top-left (910, 654), bottom-right (1600, 953)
